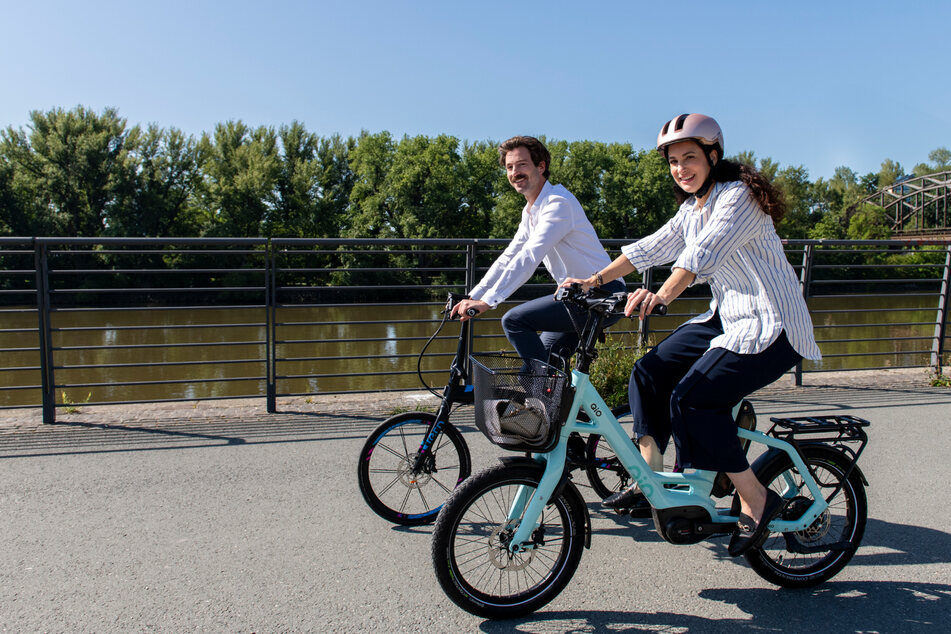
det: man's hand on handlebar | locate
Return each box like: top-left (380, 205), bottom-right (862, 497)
top-left (624, 287), bottom-right (667, 320)
top-left (558, 277), bottom-right (595, 293)
top-left (450, 299), bottom-right (489, 321)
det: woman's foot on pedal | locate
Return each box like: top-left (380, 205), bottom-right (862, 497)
top-left (728, 489), bottom-right (785, 557)
top-left (602, 484), bottom-right (648, 511)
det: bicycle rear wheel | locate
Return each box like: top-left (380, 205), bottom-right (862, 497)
top-left (746, 445), bottom-right (867, 587)
top-left (357, 412), bottom-right (471, 526)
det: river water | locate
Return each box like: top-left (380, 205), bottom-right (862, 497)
top-left (1, 294), bottom-right (946, 407)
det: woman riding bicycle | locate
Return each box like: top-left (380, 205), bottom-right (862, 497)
top-left (562, 113), bottom-right (822, 556)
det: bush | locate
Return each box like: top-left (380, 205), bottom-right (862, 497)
top-left (588, 333), bottom-right (646, 408)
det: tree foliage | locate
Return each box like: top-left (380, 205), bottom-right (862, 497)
top-left (1, 105), bottom-right (948, 242)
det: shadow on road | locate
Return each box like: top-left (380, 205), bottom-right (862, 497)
top-left (477, 580), bottom-right (949, 633)
top-left (0, 413), bottom-right (384, 458)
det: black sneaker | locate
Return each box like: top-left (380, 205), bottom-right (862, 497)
top-left (602, 485), bottom-right (649, 511)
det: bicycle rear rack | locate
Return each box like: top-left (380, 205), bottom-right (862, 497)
top-left (766, 415), bottom-right (870, 503)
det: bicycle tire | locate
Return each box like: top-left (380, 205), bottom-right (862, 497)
top-left (431, 462), bottom-right (587, 619)
top-left (357, 412), bottom-right (471, 526)
top-left (746, 444), bottom-right (867, 587)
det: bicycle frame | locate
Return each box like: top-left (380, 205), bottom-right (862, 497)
top-left (410, 294), bottom-right (474, 473)
top-left (504, 365), bottom-right (832, 552)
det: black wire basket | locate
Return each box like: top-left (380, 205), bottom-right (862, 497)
top-left (469, 352), bottom-right (573, 452)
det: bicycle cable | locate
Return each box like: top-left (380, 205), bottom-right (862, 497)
top-left (417, 308), bottom-right (451, 399)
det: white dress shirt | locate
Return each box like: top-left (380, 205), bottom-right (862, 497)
top-left (470, 180), bottom-right (614, 308)
top-left (621, 180), bottom-right (822, 360)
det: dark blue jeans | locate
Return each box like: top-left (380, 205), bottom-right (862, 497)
top-left (501, 280), bottom-right (626, 367)
top-left (628, 312), bottom-right (802, 472)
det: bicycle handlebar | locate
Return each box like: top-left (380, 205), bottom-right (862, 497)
top-left (443, 292), bottom-right (477, 319)
top-left (555, 283), bottom-right (667, 316)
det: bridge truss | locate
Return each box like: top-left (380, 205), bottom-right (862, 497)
top-left (858, 171), bottom-right (951, 235)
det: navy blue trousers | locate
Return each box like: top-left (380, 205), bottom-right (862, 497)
top-left (501, 280), bottom-right (626, 366)
top-left (629, 312), bottom-right (801, 472)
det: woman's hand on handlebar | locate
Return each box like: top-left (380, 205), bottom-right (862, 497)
top-left (450, 299), bottom-right (488, 321)
top-left (624, 288), bottom-right (667, 319)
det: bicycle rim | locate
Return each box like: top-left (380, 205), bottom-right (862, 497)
top-left (435, 465), bottom-right (583, 618)
top-left (358, 413), bottom-right (468, 525)
top-left (747, 451), bottom-right (866, 586)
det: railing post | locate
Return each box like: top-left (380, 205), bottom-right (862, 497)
top-left (930, 245), bottom-right (951, 375)
top-left (637, 267), bottom-right (655, 349)
top-left (795, 243), bottom-right (815, 387)
top-left (465, 241), bottom-right (477, 372)
top-left (34, 240), bottom-right (56, 424)
top-left (266, 239), bottom-right (277, 413)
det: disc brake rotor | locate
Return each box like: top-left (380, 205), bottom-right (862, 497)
top-left (396, 457), bottom-right (432, 488)
top-left (488, 526), bottom-right (534, 570)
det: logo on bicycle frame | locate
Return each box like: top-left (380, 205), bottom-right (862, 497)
top-left (420, 419), bottom-right (446, 451)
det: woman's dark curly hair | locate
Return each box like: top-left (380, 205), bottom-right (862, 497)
top-left (668, 143), bottom-right (786, 224)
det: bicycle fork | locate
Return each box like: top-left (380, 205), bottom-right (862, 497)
top-left (502, 443), bottom-right (568, 552)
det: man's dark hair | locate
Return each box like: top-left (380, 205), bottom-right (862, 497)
top-left (498, 136), bottom-right (551, 179)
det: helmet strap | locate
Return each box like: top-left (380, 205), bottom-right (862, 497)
top-left (695, 147), bottom-right (718, 200)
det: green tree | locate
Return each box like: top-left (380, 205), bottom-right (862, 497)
top-left (877, 158), bottom-right (905, 190)
top-left (774, 165), bottom-right (815, 238)
top-left (929, 147), bottom-right (951, 169)
top-left (550, 140), bottom-right (610, 226)
top-left (0, 106), bottom-right (130, 236)
top-left (846, 203), bottom-right (891, 240)
top-left (912, 147), bottom-right (951, 177)
top-left (346, 130), bottom-right (395, 238)
top-left (0, 151), bottom-right (24, 235)
top-left (458, 140), bottom-right (501, 238)
top-left (198, 121), bottom-right (281, 237)
top-left (604, 146), bottom-right (676, 240)
top-left (271, 121), bottom-right (321, 237)
top-left (107, 125), bottom-right (205, 237)
top-left (313, 134), bottom-right (355, 238)
top-left (385, 134), bottom-right (468, 238)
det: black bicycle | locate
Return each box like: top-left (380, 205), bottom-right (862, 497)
top-left (356, 292), bottom-right (629, 526)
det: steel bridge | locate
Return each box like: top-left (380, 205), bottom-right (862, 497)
top-left (858, 171), bottom-right (951, 236)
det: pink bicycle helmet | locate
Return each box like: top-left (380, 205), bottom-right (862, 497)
top-left (656, 113), bottom-right (724, 155)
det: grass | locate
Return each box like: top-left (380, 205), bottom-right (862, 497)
top-left (930, 372), bottom-right (951, 387)
top-left (388, 404), bottom-right (436, 416)
top-left (60, 390), bottom-right (92, 414)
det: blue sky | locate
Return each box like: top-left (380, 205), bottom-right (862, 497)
top-left (2, 0), bottom-right (948, 180)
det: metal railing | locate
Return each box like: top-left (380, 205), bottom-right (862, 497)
top-left (1, 237), bottom-right (949, 422)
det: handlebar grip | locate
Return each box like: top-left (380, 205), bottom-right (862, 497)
top-left (651, 304), bottom-right (668, 316)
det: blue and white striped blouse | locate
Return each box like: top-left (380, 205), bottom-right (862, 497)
top-left (621, 180), bottom-right (822, 360)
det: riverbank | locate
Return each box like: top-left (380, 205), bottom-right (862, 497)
top-left (0, 366), bottom-right (940, 435)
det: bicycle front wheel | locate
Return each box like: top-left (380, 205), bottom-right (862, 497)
top-left (357, 412), bottom-right (471, 526)
top-left (431, 463), bottom-right (587, 619)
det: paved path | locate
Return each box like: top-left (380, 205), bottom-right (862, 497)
top-left (1, 372), bottom-right (950, 632)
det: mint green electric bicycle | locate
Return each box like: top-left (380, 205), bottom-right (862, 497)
top-left (431, 284), bottom-right (869, 619)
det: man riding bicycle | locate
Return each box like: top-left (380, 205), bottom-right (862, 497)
top-left (451, 136), bottom-right (624, 365)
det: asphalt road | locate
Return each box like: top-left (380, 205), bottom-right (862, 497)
top-left (1, 382), bottom-right (950, 633)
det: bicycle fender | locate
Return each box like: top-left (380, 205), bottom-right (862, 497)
top-left (496, 456), bottom-right (592, 549)
top-left (750, 443), bottom-right (869, 487)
